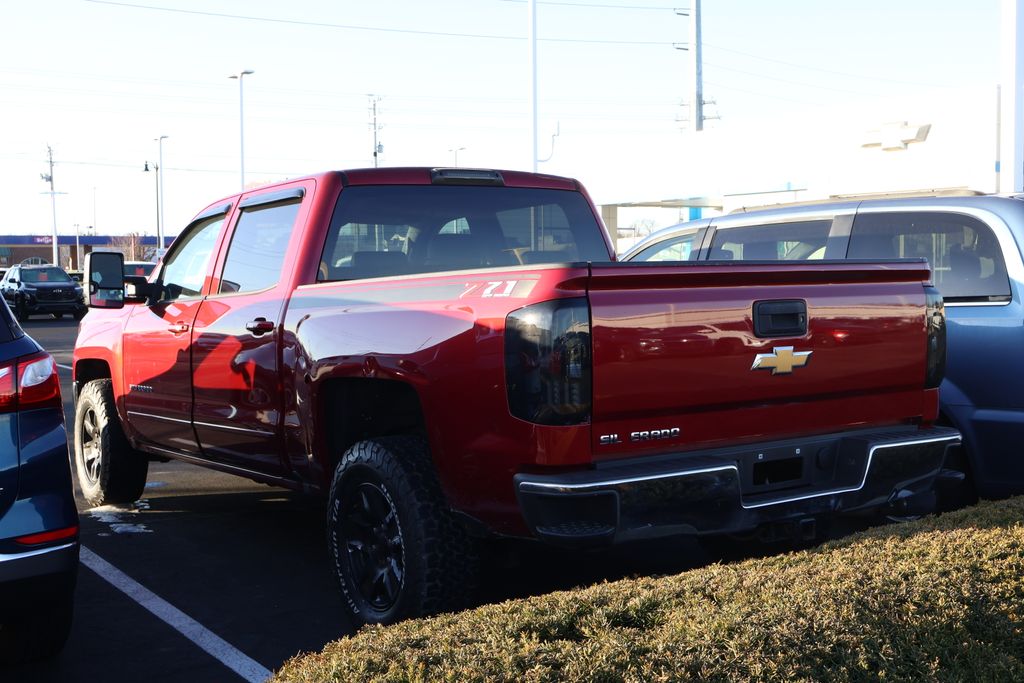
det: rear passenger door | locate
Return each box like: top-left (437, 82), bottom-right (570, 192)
top-left (190, 183), bottom-right (310, 477)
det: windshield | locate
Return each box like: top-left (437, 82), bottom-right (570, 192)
top-left (21, 267), bottom-right (73, 283)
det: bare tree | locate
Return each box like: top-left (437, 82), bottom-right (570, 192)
top-left (108, 233), bottom-right (144, 261)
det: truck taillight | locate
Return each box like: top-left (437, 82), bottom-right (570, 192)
top-left (505, 298), bottom-right (591, 425)
top-left (925, 286), bottom-right (946, 389)
top-left (0, 352), bottom-right (62, 414)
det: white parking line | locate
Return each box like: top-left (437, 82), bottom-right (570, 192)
top-left (79, 546), bottom-right (272, 683)
top-left (56, 363), bottom-right (73, 371)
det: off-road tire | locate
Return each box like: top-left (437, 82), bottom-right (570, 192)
top-left (74, 379), bottom-right (148, 506)
top-left (327, 436), bottom-right (478, 626)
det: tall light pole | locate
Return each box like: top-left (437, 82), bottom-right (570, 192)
top-left (528, 0), bottom-right (538, 171)
top-left (144, 161), bottom-right (160, 248)
top-left (156, 135), bottom-right (168, 250)
top-left (448, 147), bottom-right (466, 166)
top-left (229, 70), bottom-right (254, 190)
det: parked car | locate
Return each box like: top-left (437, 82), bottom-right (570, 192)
top-left (622, 192), bottom-right (1024, 506)
top-left (0, 265), bottom-right (86, 322)
top-left (73, 168), bottom-right (956, 625)
top-left (0, 296), bottom-right (78, 663)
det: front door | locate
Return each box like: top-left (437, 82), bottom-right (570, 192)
top-left (122, 212), bottom-right (227, 456)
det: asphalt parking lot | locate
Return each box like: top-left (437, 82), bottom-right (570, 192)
top-left (11, 318), bottom-right (713, 683)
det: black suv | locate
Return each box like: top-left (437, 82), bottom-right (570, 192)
top-left (0, 295), bottom-right (79, 662)
top-left (0, 265), bottom-right (86, 322)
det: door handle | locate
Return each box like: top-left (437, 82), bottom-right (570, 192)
top-left (245, 318), bottom-right (275, 335)
top-left (167, 322), bottom-right (190, 334)
top-left (753, 300), bottom-right (807, 338)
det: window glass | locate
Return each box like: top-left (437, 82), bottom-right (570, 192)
top-left (21, 267), bottom-right (72, 283)
top-left (219, 201), bottom-right (300, 294)
top-left (708, 220), bottom-right (831, 261)
top-left (158, 215), bottom-right (225, 301)
top-left (319, 186), bottom-right (608, 281)
top-left (632, 231), bottom-right (703, 262)
top-left (848, 212), bottom-right (1011, 301)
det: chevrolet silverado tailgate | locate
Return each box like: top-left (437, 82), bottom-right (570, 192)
top-left (588, 260), bottom-right (937, 460)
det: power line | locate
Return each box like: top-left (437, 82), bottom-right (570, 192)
top-left (702, 79), bottom-right (818, 105)
top-left (704, 60), bottom-right (881, 96)
top-left (496, 0), bottom-right (679, 10)
top-left (704, 42), bottom-right (946, 88)
top-left (84, 0), bottom-right (672, 46)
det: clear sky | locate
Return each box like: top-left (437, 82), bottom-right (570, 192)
top-left (0, 0), bottom-right (1001, 238)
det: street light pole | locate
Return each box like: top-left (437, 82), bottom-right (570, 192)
top-left (144, 161), bottom-right (159, 252)
top-left (156, 135), bottom-right (168, 251)
top-left (448, 147), bottom-right (466, 166)
top-left (528, 0), bottom-right (538, 171)
top-left (229, 70), bottom-right (254, 190)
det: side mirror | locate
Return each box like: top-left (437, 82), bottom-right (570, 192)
top-left (84, 252), bottom-right (125, 309)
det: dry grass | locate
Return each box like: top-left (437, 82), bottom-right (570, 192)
top-left (273, 498), bottom-right (1024, 682)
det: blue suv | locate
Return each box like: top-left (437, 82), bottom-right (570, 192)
top-left (624, 193), bottom-right (1024, 507)
top-left (0, 296), bottom-right (79, 662)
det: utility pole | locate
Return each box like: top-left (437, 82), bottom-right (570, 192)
top-left (40, 145), bottom-right (60, 266)
top-left (368, 95), bottom-right (383, 167)
top-left (675, 1), bottom-right (705, 132)
top-left (1000, 0), bottom-right (1024, 193)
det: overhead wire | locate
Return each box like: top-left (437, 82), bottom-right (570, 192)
top-left (83, 0), bottom-right (672, 46)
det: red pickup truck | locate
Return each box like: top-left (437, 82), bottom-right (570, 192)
top-left (73, 167), bottom-right (959, 625)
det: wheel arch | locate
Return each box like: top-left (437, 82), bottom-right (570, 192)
top-left (317, 377), bottom-right (429, 483)
top-left (73, 358), bottom-right (112, 401)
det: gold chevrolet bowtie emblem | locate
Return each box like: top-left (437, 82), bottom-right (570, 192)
top-left (751, 346), bottom-right (812, 375)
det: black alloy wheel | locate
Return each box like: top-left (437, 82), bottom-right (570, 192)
top-left (337, 477), bottom-right (405, 612)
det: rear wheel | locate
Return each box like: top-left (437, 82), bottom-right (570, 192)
top-left (74, 379), bottom-right (148, 506)
top-left (327, 436), bottom-right (478, 626)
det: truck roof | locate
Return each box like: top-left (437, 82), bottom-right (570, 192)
top-left (239, 167), bottom-right (581, 196)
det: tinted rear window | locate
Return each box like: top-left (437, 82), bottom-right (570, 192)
top-left (319, 186), bottom-right (608, 281)
top-left (848, 212), bottom-right (1011, 302)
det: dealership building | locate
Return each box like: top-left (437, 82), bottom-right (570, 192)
top-left (0, 234), bottom-right (170, 270)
